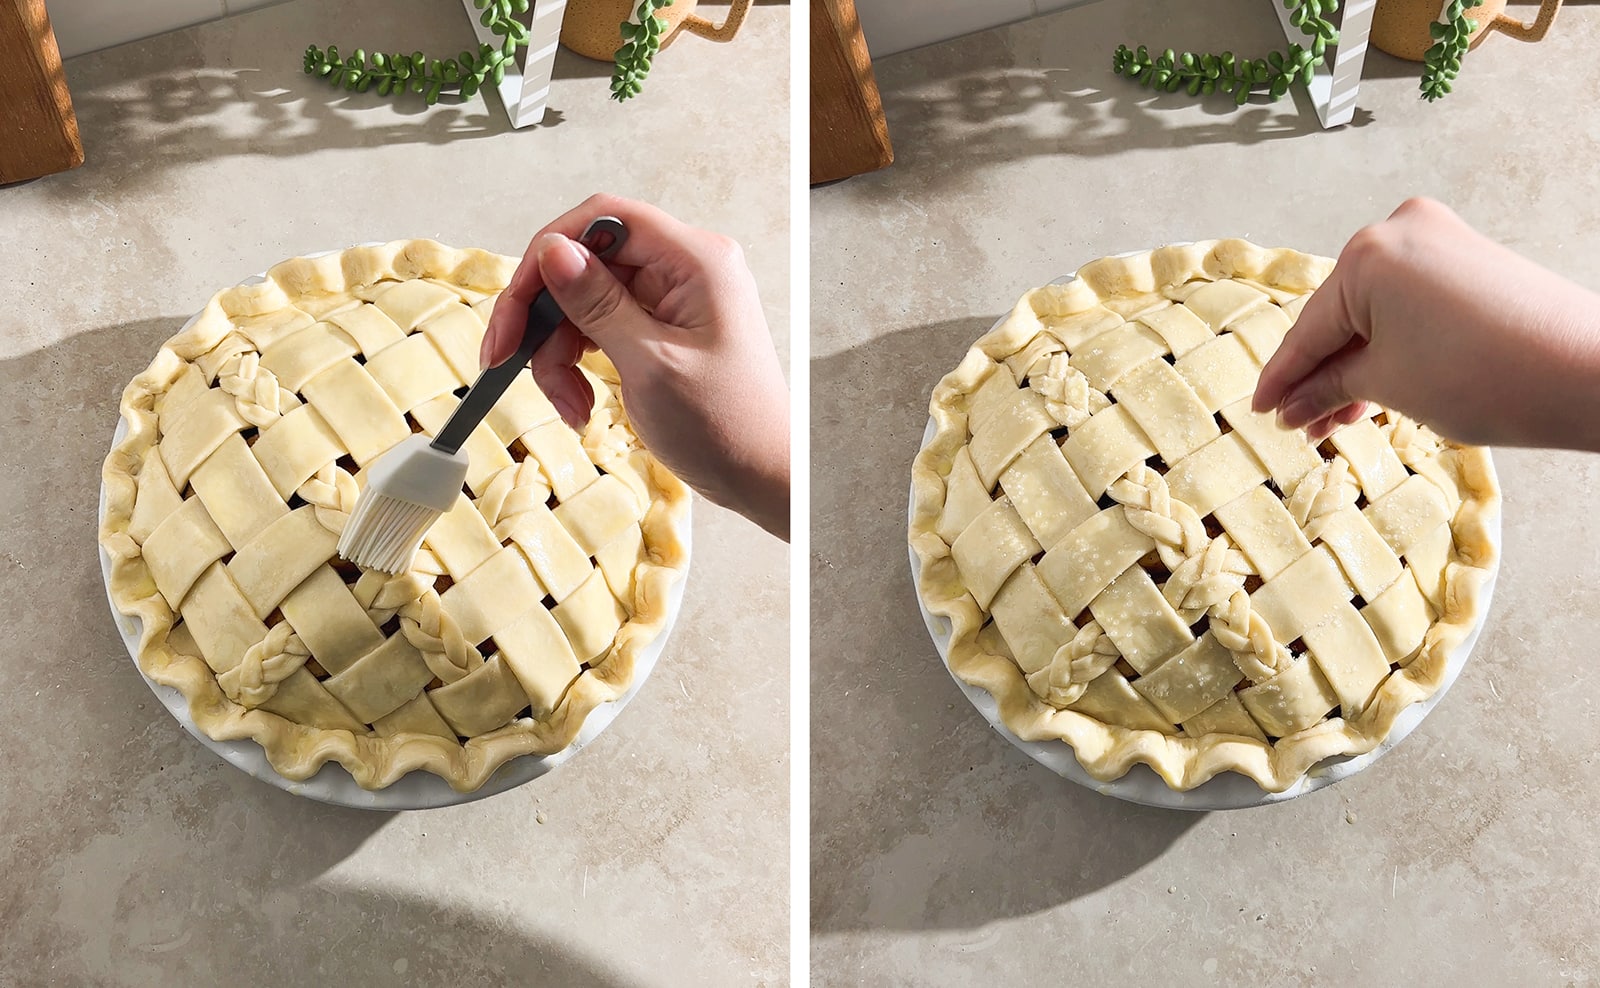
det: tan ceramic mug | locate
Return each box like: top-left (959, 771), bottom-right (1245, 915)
top-left (1370, 0), bottom-right (1563, 61)
top-left (561, 0), bottom-right (753, 62)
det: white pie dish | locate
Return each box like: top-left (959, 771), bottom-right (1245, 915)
top-left (98, 251), bottom-right (691, 811)
top-left (908, 273), bottom-right (1500, 811)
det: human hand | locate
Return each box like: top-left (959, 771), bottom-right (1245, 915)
top-left (481, 194), bottom-right (790, 540)
top-left (1253, 197), bottom-right (1600, 452)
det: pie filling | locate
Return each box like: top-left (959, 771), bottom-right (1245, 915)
top-left (911, 241), bottom-right (1497, 791)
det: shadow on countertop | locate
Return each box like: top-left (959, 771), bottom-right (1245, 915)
top-left (850, 0), bottom-right (1373, 192)
top-left (0, 320), bottom-right (638, 987)
top-left (47, 0), bottom-right (549, 201)
top-left (809, 319), bottom-right (1202, 934)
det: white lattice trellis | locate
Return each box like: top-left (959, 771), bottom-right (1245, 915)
top-left (1272, 0), bottom-right (1376, 128)
top-left (459, 0), bottom-right (569, 129)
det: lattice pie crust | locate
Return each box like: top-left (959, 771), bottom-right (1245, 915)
top-left (101, 240), bottom-right (689, 791)
top-left (910, 241), bottom-right (1498, 792)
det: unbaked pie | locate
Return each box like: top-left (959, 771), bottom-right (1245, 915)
top-left (909, 240), bottom-right (1499, 792)
top-left (101, 240), bottom-right (689, 791)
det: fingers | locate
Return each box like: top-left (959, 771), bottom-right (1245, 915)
top-left (526, 323), bottom-right (595, 428)
top-left (1252, 269), bottom-right (1363, 413)
top-left (1277, 346), bottom-right (1366, 430)
top-left (481, 193), bottom-right (686, 368)
top-left (533, 233), bottom-right (660, 351)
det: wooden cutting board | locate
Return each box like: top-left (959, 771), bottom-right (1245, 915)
top-left (810, 0), bottom-right (892, 185)
top-left (0, 0), bottom-right (83, 184)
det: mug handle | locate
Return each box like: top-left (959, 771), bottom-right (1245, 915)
top-left (1487, 0), bottom-right (1561, 42)
top-left (680, 0), bottom-right (752, 43)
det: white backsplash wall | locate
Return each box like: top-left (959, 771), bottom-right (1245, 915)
top-left (853, 0), bottom-right (1099, 57)
top-left (45, 0), bottom-right (288, 58)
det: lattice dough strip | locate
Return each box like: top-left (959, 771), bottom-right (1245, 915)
top-left (278, 566), bottom-right (384, 672)
top-left (1330, 418), bottom-right (1409, 499)
top-left (440, 545), bottom-right (546, 646)
top-left (1174, 332), bottom-right (1262, 414)
top-left (1249, 545), bottom-right (1352, 646)
top-left (323, 634), bottom-right (436, 725)
top-left (1070, 321), bottom-right (1169, 392)
top-left (553, 474), bottom-right (639, 557)
top-left (1312, 506), bottom-right (1405, 603)
top-left (1069, 671), bottom-right (1175, 735)
top-left (989, 565), bottom-right (1077, 676)
top-left (228, 508), bottom-right (339, 618)
top-left (142, 497), bottom-right (232, 610)
top-left (324, 303), bottom-right (407, 355)
top-left (1360, 568), bottom-right (1434, 665)
top-left (1163, 433), bottom-right (1270, 518)
top-left (259, 323), bottom-right (359, 393)
top-left (1302, 603), bottom-right (1390, 718)
top-left (936, 446), bottom-right (990, 546)
top-left (372, 692), bottom-right (456, 739)
top-left (181, 564), bottom-right (269, 674)
top-left (372, 279), bottom-right (461, 330)
top-left (1211, 486), bottom-right (1312, 582)
top-left (423, 494), bottom-right (503, 580)
top-left (493, 603), bottom-right (583, 718)
top-left (299, 358), bottom-right (410, 466)
top-left (259, 667), bottom-right (365, 732)
top-left (428, 653), bottom-right (527, 737)
top-left (1132, 632), bottom-right (1242, 724)
top-left (551, 569), bottom-right (626, 663)
top-left (251, 404), bottom-right (344, 498)
top-left (1035, 506), bottom-right (1155, 618)
top-left (1219, 398), bottom-right (1323, 497)
top-left (1238, 656), bottom-right (1339, 737)
top-left (522, 420), bottom-right (601, 500)
top-left (128, 449), bottom-right (184, 543)
top-left (365, 332), bottom-right (464, 414)
top-left (997, 435), bottom-right (1098, 549)
top-left (1060, 405), bottom-right (1157, 500)
top-left (501, 503), bottom-right (593, 603)
top-left (188, 433), bottom-right (289, 546)
top-left (968, 387), bottom-right (1055, 489)
top-left (1088, 565), bottom-right (1194, 675)
top-left (1182, 691), bottom-right (1268, 743)
top-left (1136, 303), bottom-right (1214, 357)
top-left (1112, 359), bottom-right (1220, 464)
top-left (950, 497), bottom-right (1041, 611)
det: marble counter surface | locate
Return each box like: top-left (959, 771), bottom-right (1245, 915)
top-left (1, 1), bottom-right (789, 984)
top-left (811, 1), bottom-right (1600, 982)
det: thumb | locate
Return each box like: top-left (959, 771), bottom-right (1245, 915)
top-left (536, 233), bottom-right (656, 353)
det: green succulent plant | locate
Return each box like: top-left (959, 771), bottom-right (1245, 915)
top-left (1114, 0), bottom-right (1482, 109)
top-left (1420, 0), bottom-right (1484, 101)
top-left (612, 0), bottom-right (673, 101)
top-left (1113, 0), bottom-right (1339, 106)
top-left (302, 0), bottom-right (666, 108)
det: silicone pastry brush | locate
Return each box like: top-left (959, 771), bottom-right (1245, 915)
top-left (337, 216), bottom-right (629, 573)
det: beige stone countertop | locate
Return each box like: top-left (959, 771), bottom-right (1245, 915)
top-left (812, 1), bottom-right (1600, 982)
top-left (1, 1), bottom-right (789, 984)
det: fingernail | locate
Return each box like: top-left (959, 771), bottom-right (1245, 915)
top-left (479, 321), bottom-right (501, 370)
top-left (536, 234), bottom-right (587, 288)
top-left (552, 393), bottom-right (585, 429)
top-left (1279, 398), bottom-right (1314, 429)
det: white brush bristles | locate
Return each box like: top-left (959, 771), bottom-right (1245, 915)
top-left (337, 493), bottom-right (442, 574)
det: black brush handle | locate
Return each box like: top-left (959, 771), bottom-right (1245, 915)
top-left (432, 217), bottom-right (628, 454)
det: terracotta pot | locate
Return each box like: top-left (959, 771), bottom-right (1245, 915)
top-left (560, 0), bottom-right (752, 62)
top-left (1370, 0), bottom-right (1562, 62)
